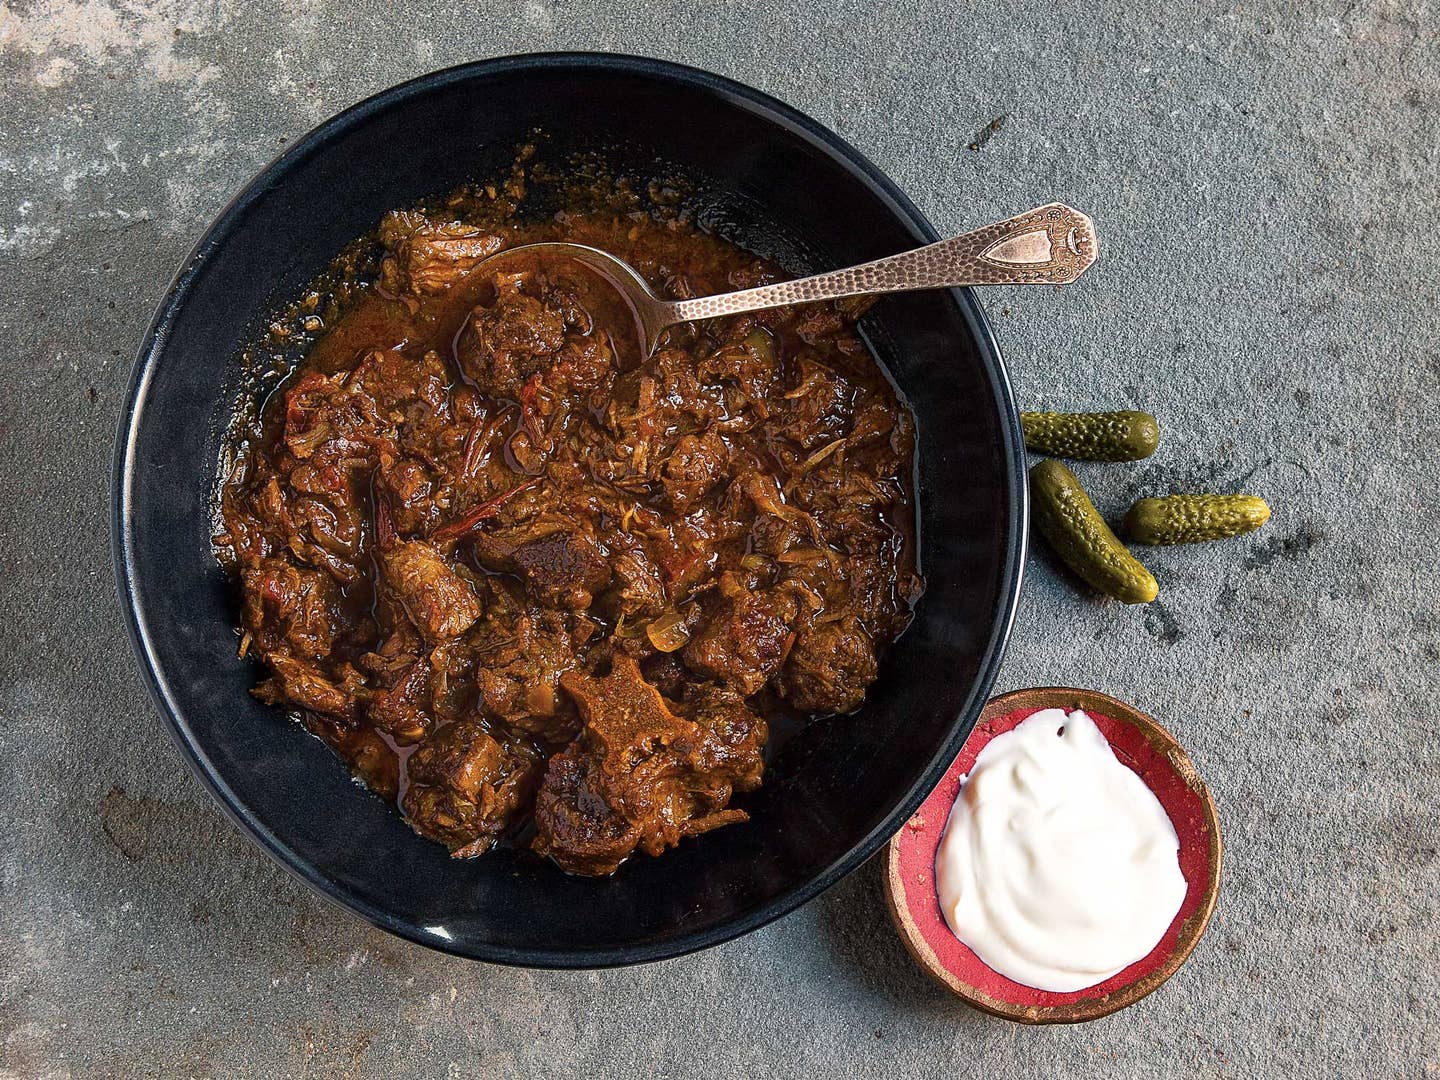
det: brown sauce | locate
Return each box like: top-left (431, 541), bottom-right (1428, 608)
top-left (216, 169), bottom-right (922, 875)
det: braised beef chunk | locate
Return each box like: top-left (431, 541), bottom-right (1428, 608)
top-left (240, 558), bottom-right (343, 660)
top-left (662, 432), bottom-right (727, 511)
top-left (697, 325), bottom-right (778, 398)
top-left (381, 540), bottom-right (482, 643)
top-left (533, 656), bottom-right (759, 875)
top-left (218, 180), bottom-right (919, 876)
top-left (511, 531), bottom-right (612, 610)
top-left (376, 455), bottom-right (439, 536)
top-left (378, 211), bottom-right (505, 296)
top-left (253, 654), bottom-right (360, 722)
top-left (530, 744), bottom-right (639, 877)
top-left (678, 682), bottom-right (767, 796)
top-left (365, 658), bottom-right (432, 744)
top-left (602, 538), bottom-right (667, 619)
top-left (778, 616), bottom-right (879, 715)
top-left (773, 357), bottom-right (855, 449)
top-left (455, 274), bottom-right (568, 399)
top-left (402, 719), bottom-right (542, 856)
top-left (473, 607), bottom-right (582, 742)
top-left (470, 521), bottom-right (611, 612)
top-left (682, 574), bottom-right (798, 695)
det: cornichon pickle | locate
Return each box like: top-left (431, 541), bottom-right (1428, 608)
top-left (1124, 494), bottom-right (1271, 545)
top-left (1021, 411), bottom-right (1160, 461)
top-left (1031, 459), bottom-right (1159, 604)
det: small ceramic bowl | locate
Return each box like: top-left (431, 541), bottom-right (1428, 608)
top-left (884, 687), bottom-right (1221, 1023)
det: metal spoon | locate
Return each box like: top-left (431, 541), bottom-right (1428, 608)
top-left (479, 203), bottom-right (1096, 356)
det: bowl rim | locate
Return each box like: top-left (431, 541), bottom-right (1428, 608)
top-left (111, 51), bottom-right (1028, 968)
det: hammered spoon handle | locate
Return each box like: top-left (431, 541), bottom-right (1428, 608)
top-left (659, 203), bottom-right (1098, 324)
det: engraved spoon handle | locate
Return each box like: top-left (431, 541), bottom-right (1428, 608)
top-left (660, 203), bottom-right (1098, 324)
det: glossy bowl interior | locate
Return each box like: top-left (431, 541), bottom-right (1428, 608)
top-left (114, 54), bottom-right (1026, 967)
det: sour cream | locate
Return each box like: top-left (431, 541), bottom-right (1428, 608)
top-left (935, 708), bottom-right (1186, 993)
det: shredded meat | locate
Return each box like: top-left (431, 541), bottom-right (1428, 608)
top-left (533, 656), bottom-right (763, 875)
top-left (381, 540), bottom-right (483, 643)
top-left (682, 574), bottom-right (798, 696)
top-left (402, 719), bottom-right (543, 856)
top-left (218, 181), bottom-right (919, 876)
top-left (378, 211), bottom-right (506, 296)
top-left (778, 617), bottom-right (879, 715)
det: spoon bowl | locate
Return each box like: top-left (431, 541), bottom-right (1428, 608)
top-left (472, 242), bottom-right (661, 357)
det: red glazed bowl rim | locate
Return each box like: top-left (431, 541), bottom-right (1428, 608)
top-left (883, 687), bottom-right (1223, 1024)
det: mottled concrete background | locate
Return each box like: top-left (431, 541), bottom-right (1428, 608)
top-left (2, 1), bottom-right (1436, 1076)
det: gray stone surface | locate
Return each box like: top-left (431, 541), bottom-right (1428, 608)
top-left (2, 1), bottom-right (1436, 1075)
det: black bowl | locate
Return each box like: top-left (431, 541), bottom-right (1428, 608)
top-left (113, 54), bottom-right (1026, 967)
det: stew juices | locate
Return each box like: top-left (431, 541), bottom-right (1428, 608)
top-left (216, 175), bottom-right (921, 875)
